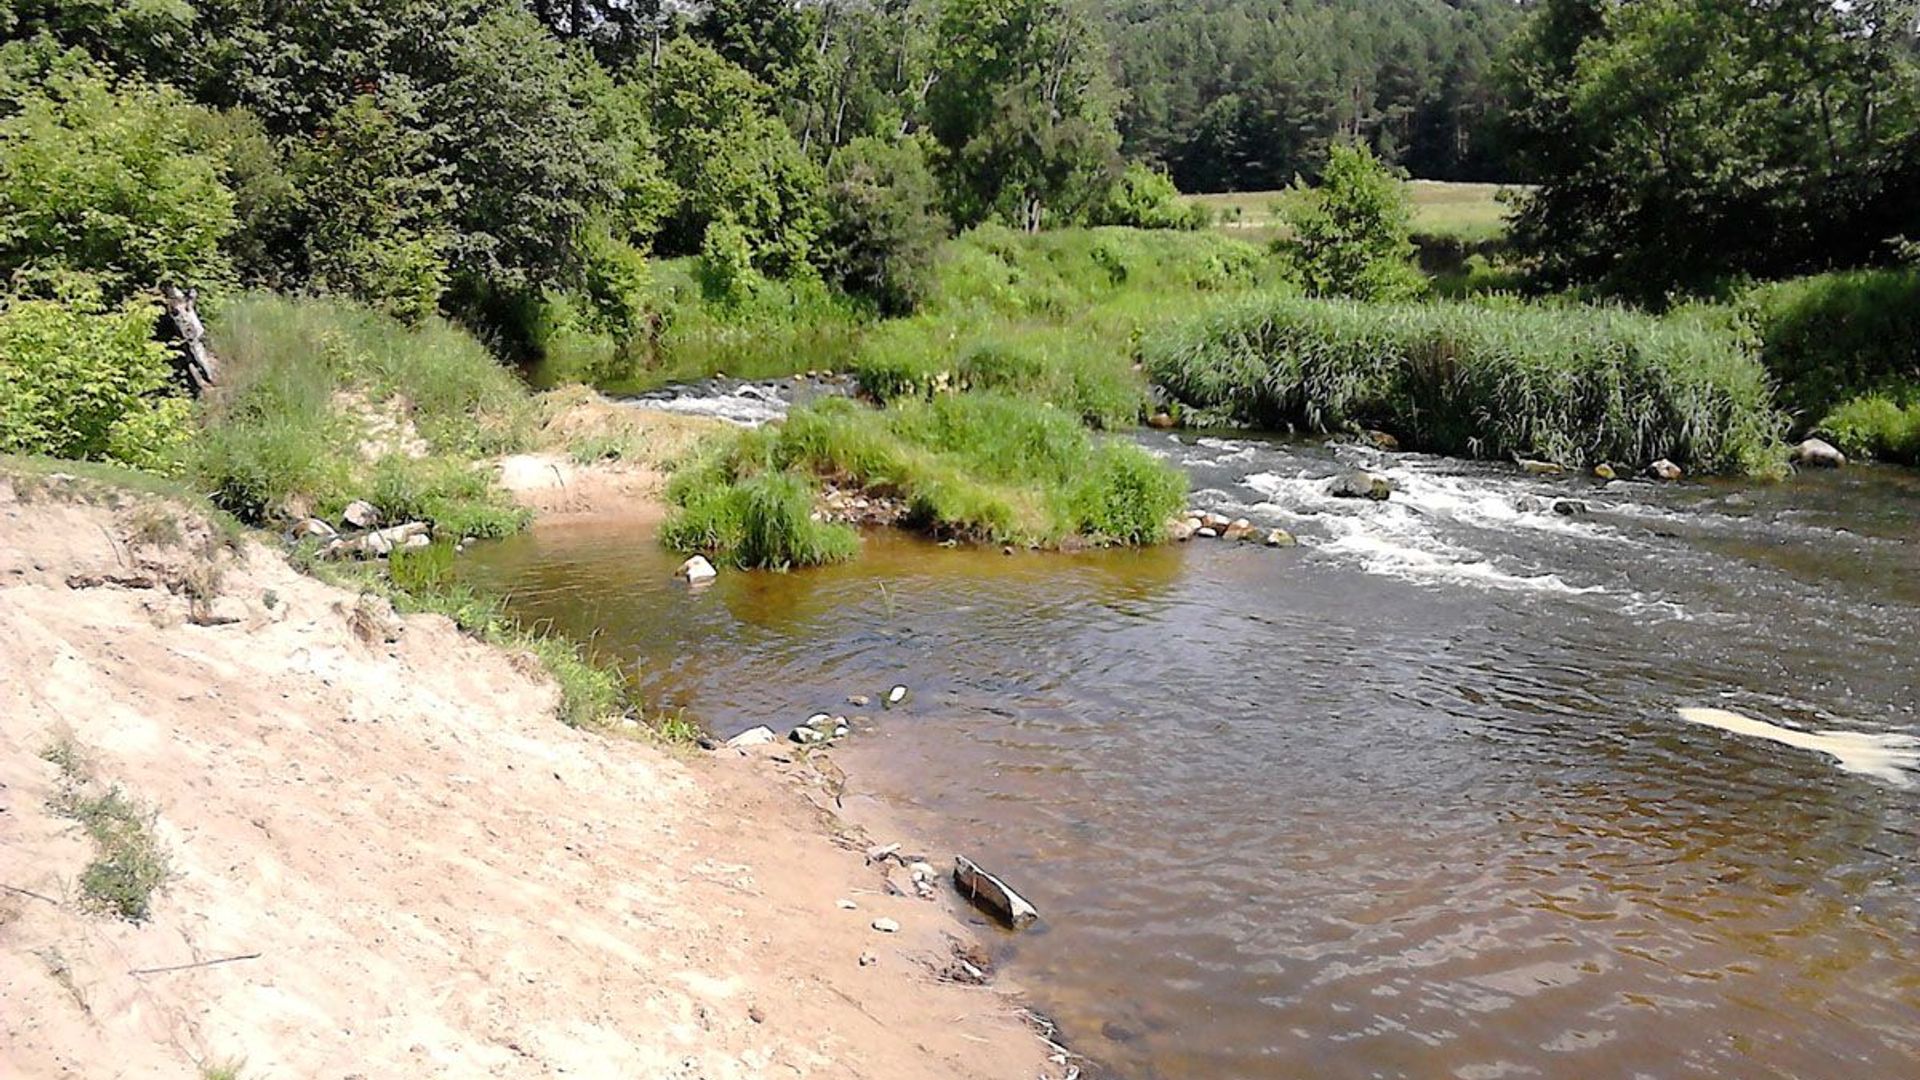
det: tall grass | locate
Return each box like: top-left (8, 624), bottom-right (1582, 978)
top-left (665, 395), bottom-right (1187, 552)
top-left (660, 468), bottom-right (860, 569)
top-left (193, 294), bottom-right (533, 531)
top-left (1144, 294), bottom-right (1785, 474)
top-left (1818, 394), bottom-right (1920, 464)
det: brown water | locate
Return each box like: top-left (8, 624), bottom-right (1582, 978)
top-left (464, 433), bottom-right (1920, 1079)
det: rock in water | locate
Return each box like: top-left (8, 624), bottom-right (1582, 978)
top-left (1146, 412), bottom-right (1177, 429)
top-left (953, 855), bottom-right (1039, 930)
top-left (1365, 430), bottom-right (1400, 451)
top-left (341, 499), bottom-right (381, 529)
top-left (1223, 518), bottom-right (1256, 541)
top-left (1195, 527), bottom-right (1219, 539)
top-left (674, 555), bottom-right (717, 582)
top-left (1646, 459), bottom-right (1684, 481)
top-left (1552, 499), bottom-right (1589, 516)
top-left (885, 684), bottom-right (909, 708)
top-left (1792, 438), bottom-right (1847, 469)
top-left (1517, 458), bottom-right (1566, 476)
top-left (1168, 518), bottom-right (1196, 542)
top-left (1328, 471), bottom-right (1393, 501)
top-left (1592, 463), bottom-right (1617, 480)
top-left (1264, 528), bottom-right (1297, 548)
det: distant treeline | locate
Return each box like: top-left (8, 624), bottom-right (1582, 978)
top-left (1104, 0), bottom-right (1523, 192)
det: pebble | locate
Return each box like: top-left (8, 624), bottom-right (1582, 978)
top-left (837, 898), bottom-right (858, 910)
top-left (848, 695), bottom-right (870, 707)
top-left (859, 951), bottom-right (877, 967)
top-left (871, 918), bottom-right (900, 934)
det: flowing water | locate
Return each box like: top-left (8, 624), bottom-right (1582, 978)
top-left (464, 429), bottom-right (1920, 1079)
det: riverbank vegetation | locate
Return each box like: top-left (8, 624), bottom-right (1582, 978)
top-left (1145, 295), bottom-right (1783, 475)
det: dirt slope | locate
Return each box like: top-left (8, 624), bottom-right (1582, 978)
top-left (0, 474), bottom-right (1055, 1079)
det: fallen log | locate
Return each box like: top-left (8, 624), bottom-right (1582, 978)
top-left (953, 855), bottom-right (1039, 930)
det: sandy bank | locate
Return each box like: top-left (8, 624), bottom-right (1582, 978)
top-left (0, 472), bottom-right (1058, 1079)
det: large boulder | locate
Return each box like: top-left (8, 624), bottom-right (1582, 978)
top-left (1792, 438), bottom-right (1847, 469)
top-left (1328, 471), bottom-right (1393, 501)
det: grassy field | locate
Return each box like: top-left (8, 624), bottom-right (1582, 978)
top-left (1188, 180), bottom-right (1518, 246)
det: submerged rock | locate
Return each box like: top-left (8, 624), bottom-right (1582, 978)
top-left (1792, 438), bottom-right (1847, 469)
top-left (1646, 459), bottom-right (1684, 481)
top-left (674, 555), bottom-right (718, 582)
top-left (1263, 528), bottom-right (1297, 547)
top-left (1328, 471), bottom-right (1393, 501)
top-left (1517, 459), bottom-right (1566, 476)
top-left (1552, 499), bottom-right (1589, 516)
top-left (953, 855), bottom-right (1040, 930)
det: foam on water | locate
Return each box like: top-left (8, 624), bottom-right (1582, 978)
top-left (1676, 706), bottom-right (1920, 787)
top-left (629, 386), bottom-right (788, 425)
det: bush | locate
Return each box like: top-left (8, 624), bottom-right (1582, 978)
top-left (821, 136), bottom-right (949, 315)
top-left (0, 43), bottom-right (235, 299)
top-left (1092, 163), bottom-right (1209, 231)
top-left (1279, 142), bottom-right (1424, 302)
top-left (853, 317), bottom-right (1148, 430)
top-left (1073, 443), bottom-right (1186, 543)
top-left (0, 297), bottom-right (195, 472)
top-left (1743, 269), bottom-right (1920, 427)
top-left (1818, 394), bottom-right (1920, 464)
top-left (1144, 293), bottom-right (1785, 474)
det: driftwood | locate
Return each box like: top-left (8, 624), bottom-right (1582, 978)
top-left (158, 285), bottom-right (220, 393)
top-left (953, 855), bottom-right (1039, 930)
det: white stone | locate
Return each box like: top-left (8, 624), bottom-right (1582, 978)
top-left (675, 555), bottom-right (718, 582)
top-left (341, 499), bottom-right (381, 529)
top-left (870, 918), bottom-right (900, 933)
top-left (725, 725), bottom-right (777, 748)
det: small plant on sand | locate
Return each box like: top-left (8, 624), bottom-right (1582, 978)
top-left (41, 735), bottom-right (171, 923)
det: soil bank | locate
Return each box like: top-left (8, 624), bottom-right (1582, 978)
top-left (0, 469), bottom-right (1059, 1079)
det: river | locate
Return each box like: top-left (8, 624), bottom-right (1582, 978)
top-left (464, 428), bottom-right (1920, 1078)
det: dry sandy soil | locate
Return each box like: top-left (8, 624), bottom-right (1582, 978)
top-left (0, 471), bottom-right (1061, 1079)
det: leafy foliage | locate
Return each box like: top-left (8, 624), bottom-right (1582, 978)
top-left (1091, 163), bottom-right (1208, 231)
top-left (1501, 0), bottom-right (1920, 294)
top-left (0, 42), bottom-right (235, 298)
top-left (0, 296), bottom-right (194, 471)
top-left (1280, 142), bottom-right (1424, 301)
top-left (821, 136), bottom-right (948, 314)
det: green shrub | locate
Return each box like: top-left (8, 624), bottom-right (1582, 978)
top-left (1743, 269), bottom-right (1920, 427)
top-left (853, 316), bottom-right (1148, 429)
top-left (1092, 163), bottom-right (1210, 231)
top-left (368, 456), bottom-right (528, 538)
top-left (0, 43), bottom-right (236, 299)
top-left (821, 136), bottom-right (948, 315)
top-left (1278, 142), bottom-right (1424, 302)
top-left (0, 297), bottom-right (195, 472)
top-left (1818, 393), bottom-right (1920, 464)
top-left (1145, 293), bottom-right (1785, 474)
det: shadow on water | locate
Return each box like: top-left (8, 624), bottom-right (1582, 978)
top-left (463, 434), bottom-right (1920, 1080)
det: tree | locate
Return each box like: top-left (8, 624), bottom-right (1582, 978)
top-left (648, 39), bottom-right (825, 273)
top-left (1501, 0), bottom-right (1920, 295)
top-left (1281, 141), bottom-right (1423, 300)
top-left (820, 135), bottom-right (947, 313)
top-left (0, 42), bottom-right (236, 299)
top-left (927, 0), bottom-right (1122, 230)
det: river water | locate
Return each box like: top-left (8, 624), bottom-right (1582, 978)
top-left (464, 430), bottom-right (1920, 1079)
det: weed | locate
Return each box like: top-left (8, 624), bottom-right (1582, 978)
top-left (650, 708), bottom-right (703, 746)
top-left (42, 737), bottom-right (170, 923)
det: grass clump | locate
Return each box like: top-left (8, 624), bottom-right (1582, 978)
top-left (40, 735), bottom-right (170, 924)
top-left (661, 468), bottom-right (859, 570)
top-left (853, 317), bottom-right (1148, 430)
top-left (1144, 293), bottom-right (1785, 474)
top-left (190, 293), bottom-right (535, 528)
top-left (665, 395), bottom-right (1186, 553)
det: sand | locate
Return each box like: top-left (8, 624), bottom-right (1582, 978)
top-left (0, 471), bottom-right (1059, 1079)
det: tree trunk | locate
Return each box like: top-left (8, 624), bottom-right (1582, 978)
top-left (159, 286), bottom-right (219, 394)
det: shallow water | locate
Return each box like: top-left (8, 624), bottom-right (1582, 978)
top-left (464, 433), bottom-right (1920, 1079)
